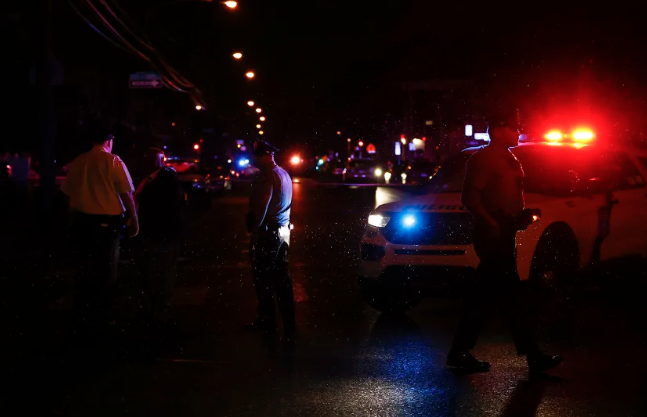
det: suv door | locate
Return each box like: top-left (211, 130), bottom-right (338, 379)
top-left (598, 151), bottom-right (647, 260)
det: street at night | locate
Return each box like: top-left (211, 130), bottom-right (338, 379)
top-left (4, 181), bottom-right (647, 416)
top-left (5, 1), bottom-right (647, 416)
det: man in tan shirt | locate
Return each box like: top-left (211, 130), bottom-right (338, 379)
top-left (447, 108), bottom-right (562, 375)
top-left (61, 124), bottom-right (138, 336)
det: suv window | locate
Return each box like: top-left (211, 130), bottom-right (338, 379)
top-left (602, 152), bottom-right (646, 191)
top-left (513, 146), bottom-right (603, 196)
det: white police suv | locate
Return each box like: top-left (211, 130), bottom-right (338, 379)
top-left (359, 129), bottom-right (647, 311)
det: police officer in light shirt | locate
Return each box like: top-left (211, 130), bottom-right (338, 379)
top-left (447, 107), bottom-right (563, 375)
top-left (61, 124), bottom-right (138, 336)
top-left (245, 139), bottom-right (295, 340)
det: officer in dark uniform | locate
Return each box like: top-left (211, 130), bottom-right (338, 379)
top-left (246, 139), bottom-right (295, 339)
top-left (447, 108), bottom-right (563, 374)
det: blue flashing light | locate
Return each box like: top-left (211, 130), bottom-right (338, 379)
top-left (403, 215), bottom-right (416, 227)
top-left (238, 159), bottom-right (249, 167)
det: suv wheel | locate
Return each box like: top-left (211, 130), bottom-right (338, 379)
top-left (530, 224), bottom-right (579, 295)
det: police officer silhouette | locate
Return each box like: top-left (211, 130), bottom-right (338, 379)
top-left (246, 140), bottom-right (296, 340)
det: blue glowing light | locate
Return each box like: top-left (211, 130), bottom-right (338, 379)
top-left (318, 159), bottom-right (324, 165)
top-left (238, 159), bottom-right (249, 167)
top-left (403, 215), bottom-right (416, 227)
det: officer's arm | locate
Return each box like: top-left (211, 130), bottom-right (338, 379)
top-left (461, 153), bottom-right (497, 227)
top-left (250, 176), bottom-right (273, 232)
top-left (113, 158), bottom-right (139, 235)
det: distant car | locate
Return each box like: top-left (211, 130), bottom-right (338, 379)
top-left (343, 159), bottom-right (383, 183)
top-left (406, 159), bottom-right (436, 185)
top-left (166, 157), bottom-right (227, 208)
top-left (202, 163), bottom-right (232, 192)
top-left (385, 163), bottom-right (408, 184)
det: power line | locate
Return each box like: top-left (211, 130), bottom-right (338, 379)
top-left (67, 0), bottom-right (131, 54)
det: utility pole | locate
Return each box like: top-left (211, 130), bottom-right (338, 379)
top-left (37, 0), bottom-right (55, 215)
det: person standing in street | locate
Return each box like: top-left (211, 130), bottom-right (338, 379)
top-left (246, 139), bottom-right (295, 340)
top-left (447, 108), bottom-right (563, 375)
top-left (61, 124), bottom-right (138, 338)
top-left (133, 147), bottom-right (187, 333)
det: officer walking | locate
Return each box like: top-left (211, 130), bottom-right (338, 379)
top-left (447, 108), bottom-right (562, 374)
top-left (246, 139), bottom-right (295, 339)
top-left (61, 124), bottom-right (139, 337)
top-left (134, 148), bottom-right (187, 331)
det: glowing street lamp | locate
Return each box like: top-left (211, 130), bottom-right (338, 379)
top-left (256, 108), bottom-right (262, 113)
top-left (259, 116), bottom-right (266, 121)
top-left (223, 1), bottom-right (237, 9)
top-left (195, 105), bottom-right (202, 110)
top-left (247, 100), bottom-right (255, 107)
top-left (193, 143), bottom-right (200, 150)
top-left (259, 130), bottom-right (264, 135)
top-left (232, 52), bottom-right (243, 60)
top-left (358, 141), bottom-right (364, 147)
top-left (245, 71), bottom-right (255, 79)
top-left (256, 124), bottom-right (262, 129)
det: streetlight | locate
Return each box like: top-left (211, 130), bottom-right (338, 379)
top-left (358, 141), bottom-right (364, 147)
top-left (233, 52), bottom-right (243, 60)
top-left (195, 105), bottom-right (202, 110)
top-left (256, 124), bottom-right (262, 129)
top-left (256, 108), bottom-right (262, 113)
top-left (193, 144), bottom-right (200, 150)
top-left (223, 1), bottom-right (237, 9)
top-left (259, 130), bottom-right (264, 135)
top-left (247, 100), bottom-right (255, 107)
top-left (259, 116), bottom-right (266, 122)
top-left (245, 71), bottom-right (255, 79)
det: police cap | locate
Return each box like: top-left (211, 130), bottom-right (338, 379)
top-left (252, 139), bottom-right (280, 156)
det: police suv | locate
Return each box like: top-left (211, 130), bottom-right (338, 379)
top-left (359, 130), bottom-right (647, 311)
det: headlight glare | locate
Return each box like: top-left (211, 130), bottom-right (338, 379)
top-left (368, 213), bottom-right (390, 228)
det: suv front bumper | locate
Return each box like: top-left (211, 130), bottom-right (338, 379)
top-left (359, 229), bottom-right (479, 282)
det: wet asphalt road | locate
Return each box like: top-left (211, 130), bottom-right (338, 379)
top-left (4, 179), bottom-right (647, 416)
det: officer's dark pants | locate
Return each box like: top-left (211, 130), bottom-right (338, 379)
top-left (451, 220), bottom-right (540, 355)
top-left (251, 228), bottom-right (296, 333)
top-left (71, 213), bottom-right (122, 335)
top-left (134, 237), bottom-right (179, 323)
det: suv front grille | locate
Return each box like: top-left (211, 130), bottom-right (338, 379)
top-left (381, 212), bottom-right (473, 245)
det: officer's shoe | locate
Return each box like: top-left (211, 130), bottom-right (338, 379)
top-left (527, 352), bottom-right (563, 374)
top-left (245, 318), bottom-right (277, 333)
top-left (446, 349), bottom-right (491, 372)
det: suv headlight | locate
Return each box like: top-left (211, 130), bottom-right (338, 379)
top-left (368, 213), bottom-right (390, 228)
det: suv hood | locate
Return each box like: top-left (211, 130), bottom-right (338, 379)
top-left (375, 192), bottom-right (466, 213)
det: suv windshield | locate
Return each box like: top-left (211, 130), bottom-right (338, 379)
top-left (426, 152), bottom-right (473, 193)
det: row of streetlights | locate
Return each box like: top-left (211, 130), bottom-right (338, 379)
top-left (200, 1), bottom-right (269, 139)
top-left (247, 100), bottom-right (265, 135)
top-left (195, 1), bottom-right (256, 111)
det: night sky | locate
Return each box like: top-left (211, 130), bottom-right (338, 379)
top-left (4, 1), bottom-right (647, 153)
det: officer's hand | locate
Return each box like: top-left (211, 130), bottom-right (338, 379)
top-left (126, 217), bottom-right (139, 238)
